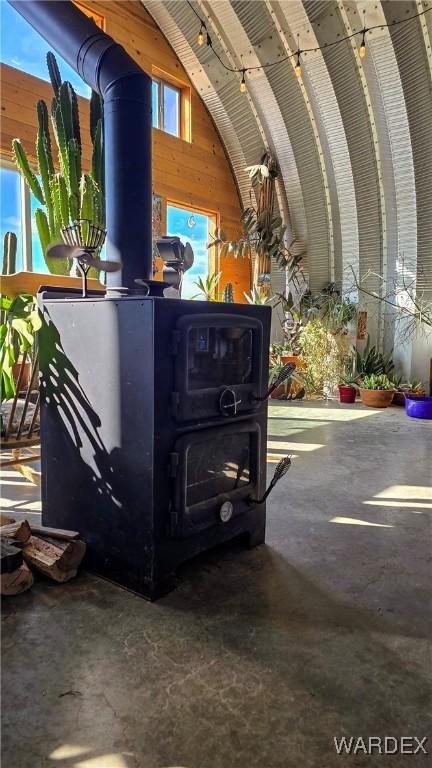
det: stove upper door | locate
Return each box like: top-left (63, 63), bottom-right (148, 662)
top-left (172, 313), bottom-right (264, 422)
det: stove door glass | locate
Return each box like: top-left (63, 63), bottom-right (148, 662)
top-left (186, 432), bottom-right (251, 507)
top-left (188, 327), bottom-right (253, 390)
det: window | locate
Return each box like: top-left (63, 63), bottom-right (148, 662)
top-left (167, 204), bottom-right (215, 299)
top-left (0, 165), bottom-right (23, 272)
top-left (0, 159), bottom-right (48, 274)
top-left (152, 79), bottom-right (181, 137)
top-left (1, 2), bottom-right (104, 99)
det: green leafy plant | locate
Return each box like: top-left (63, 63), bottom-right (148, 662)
top-left (12, 52), bottom-right (104, 275)
top-left (0, 294), bottom-right (42, 403)
top-left (208, 153), bottom-right (306, 302)
top-left (390, 373), bottom-right (404, 391)
top-left (403, 379), bottom-right (425, 394)
top-left (360, 374), bottom-right (394, 391)
top-left (355, 335), bottom-right (394, 378)
top-left (298, 319), bottom-right (342, 396)
top-left (191, 272), bottom-right (221, 301)
top-left (340, 372), bottom-right (357, 386)
top-left (244, 287), bottom-right (274, 305)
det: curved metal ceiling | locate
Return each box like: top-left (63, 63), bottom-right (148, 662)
top-left (143, 0), bottom-right (432, 312)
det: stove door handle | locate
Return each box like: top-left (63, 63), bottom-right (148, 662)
top-left (219, 388), bottom-right (242, 416)
top-left (248, 455), bottom-right (292, 504)
top-left (253, 362), bottom-right (296, 402)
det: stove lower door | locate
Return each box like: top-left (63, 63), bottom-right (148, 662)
top-left (169, 422), bottom-right (261, 538)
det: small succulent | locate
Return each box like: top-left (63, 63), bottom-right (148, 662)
top-left (404, 379), bottom-right (425, 394)
top-left (390, 373), bottom-right (404, 391)
top-left (361, 373), bottom-right (394, 391)
top-left (340, 372), bottom-right (356, 386)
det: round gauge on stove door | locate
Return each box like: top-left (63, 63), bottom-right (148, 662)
top-left (219, 501), bottom-right (234, 523)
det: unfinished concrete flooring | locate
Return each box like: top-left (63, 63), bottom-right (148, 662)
top-left (2, 401), bottom-right (431, 767)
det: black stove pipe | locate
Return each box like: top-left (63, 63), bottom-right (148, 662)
top-left (8, 0), bottom-right (152, 291)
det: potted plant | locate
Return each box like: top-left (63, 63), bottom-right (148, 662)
top-left (0, 293), bottom-right (42, 405)
top-left (338, 372), bottom-right (357, 403)
top-left (358, 374), bottom-right (395, 408)
top-left (391, 376), bottom-right (425, 405)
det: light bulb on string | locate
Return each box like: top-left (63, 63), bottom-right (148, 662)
top-left (197, 25), bottom-right (204, 46)
top-left (294, 34), bottom-right (302, 78)
top-left (359, 10), bottom-right (367, 59)
top-left (240, 69), bottom-right (247, 93)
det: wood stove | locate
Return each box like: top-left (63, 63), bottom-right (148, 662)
top-left (39, 294), bottom-right (272, 599)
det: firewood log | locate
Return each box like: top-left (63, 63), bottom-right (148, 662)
top-left (22, 536), bottom-right (86, 583)
top-left (0, 515), bottom-right (16, 526)
top-left (0, 520), bottom-right (31, 544)
top-left (1, 538), bottom-right (23, 574)
top-left (1, 562), bottom-right (34, 595)
top-left (30, 524), bottom-right (80, 541)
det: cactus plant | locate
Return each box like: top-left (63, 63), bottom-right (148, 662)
top-left (12, 52), bottom-right (104, 275)
top-left (222, 282), bottom-right (234, 303)
top-left (2, 232), bottom-right (17, 276)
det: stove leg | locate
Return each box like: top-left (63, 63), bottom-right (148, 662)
top-left (247, 523), bottom-right (266, 549)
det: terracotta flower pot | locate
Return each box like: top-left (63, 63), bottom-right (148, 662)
top-left (281, 354), bottom-right (305, 370)
top-left (270, 383), bottom-right (286, 399)
top-left (359, 388), bottom-right (395, 408)
top-left (12, 360), bottom-right (32, 391)
top-left (338, 385), bottom-right (356, 404)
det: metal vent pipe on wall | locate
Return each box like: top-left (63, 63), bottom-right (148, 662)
top-left (8, 0), bottom-right (152, 291)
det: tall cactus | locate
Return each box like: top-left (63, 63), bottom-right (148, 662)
top-left (222, 282), bottom-right (234, 303)
top-left (12, 52), bottom-right (104, 274)
top-left (2, 232), bottom-right (17, 275)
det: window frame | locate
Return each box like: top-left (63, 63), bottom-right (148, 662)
top-left (152, 67), bottom-right (192, 142)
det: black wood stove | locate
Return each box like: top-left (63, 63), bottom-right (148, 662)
top-left (11, 0), bottom-right (292, 599)
top-left (39, 294), bottom-right (272, 598)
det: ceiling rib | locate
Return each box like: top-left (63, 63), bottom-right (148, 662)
top-left (265, 0), bottom-right (335, 284)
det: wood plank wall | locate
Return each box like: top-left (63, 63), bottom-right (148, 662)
top-left (0, 0), bottom-right (243, 240)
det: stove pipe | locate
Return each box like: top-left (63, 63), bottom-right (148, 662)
top-left (8, 0), bottom-right (152, 291)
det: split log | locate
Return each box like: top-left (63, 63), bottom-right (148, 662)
top-left (0, 520), bottom-right (31, 544)
top-left (1, 562), bottom-right (34, 595)
top-left (30, 524), bottom-right (80, 541)
top-left (1, 538), bottom-right (23, 574)
top-left (23, 536), bottom-right (86, 583)
top-left (0, 515), bottom-right (16, 526)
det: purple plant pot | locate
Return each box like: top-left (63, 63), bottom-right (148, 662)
top-left (405, 395), bottom-right (432, 420)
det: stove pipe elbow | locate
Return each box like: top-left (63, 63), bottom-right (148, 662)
top-left (8, 0), bottom-right (152, 290)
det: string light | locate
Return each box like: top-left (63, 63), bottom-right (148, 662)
top-left (186, 1), bottom-right (431, 84)
top-left (359, 10), bottom-right (367, 59)
top-left (295, 35), bottom-right (301, 77)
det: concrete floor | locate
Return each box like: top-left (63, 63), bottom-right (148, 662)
top-left (1, 401), bottom-right (431, 768)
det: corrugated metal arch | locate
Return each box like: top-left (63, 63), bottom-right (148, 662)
top-left (143, 0), bottom-right (432, 316)
top-left (272, 0), bottom-right (359, 291)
